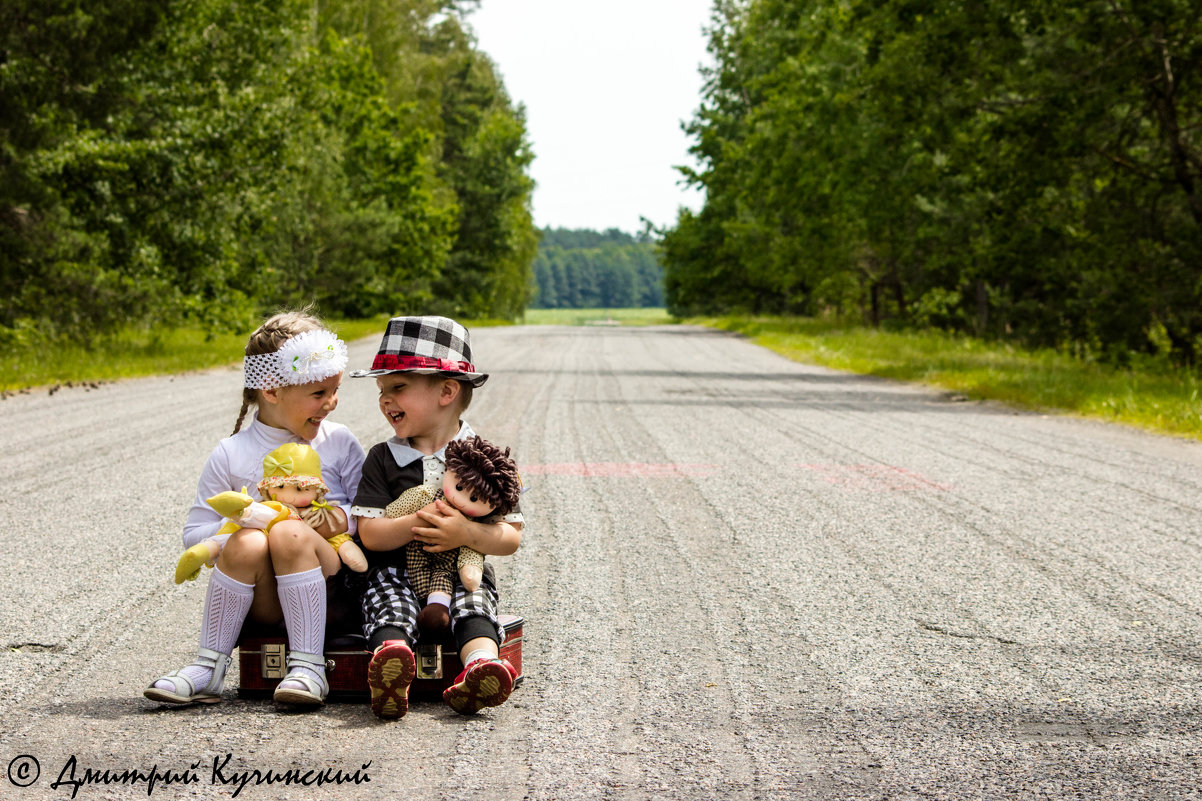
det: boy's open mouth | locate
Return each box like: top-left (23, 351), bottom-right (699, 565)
top-left (387, 411), bottom-right (403, 423)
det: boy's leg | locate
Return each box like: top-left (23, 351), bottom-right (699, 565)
top-left (361, 566), bottom-right (419, 719)
top-left (443, 564), bottom-right (517, 714)
top-left (449, 563), bottom-right (504, 651)
top-left (361, 565), bottom-right (420, 646)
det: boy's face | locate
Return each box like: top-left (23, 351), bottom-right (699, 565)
top-left (376, 373), bottom-right (456, 440)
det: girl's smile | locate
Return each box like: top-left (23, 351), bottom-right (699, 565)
top-left (258, 373), bottom-right (342, 440)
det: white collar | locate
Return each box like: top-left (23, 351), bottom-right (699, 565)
top-left (386, 420), bottom-right (475, 467)
top-left (246, 410), bottom-right (310, 448)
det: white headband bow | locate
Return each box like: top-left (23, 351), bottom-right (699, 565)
top-left (243, 329), bottom-right (348, 389)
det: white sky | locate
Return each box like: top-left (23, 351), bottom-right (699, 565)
top-left (467, 1), bottom-right (713, 234)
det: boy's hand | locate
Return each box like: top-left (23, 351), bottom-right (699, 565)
top-left (413, 499), bottom-right (469, 552)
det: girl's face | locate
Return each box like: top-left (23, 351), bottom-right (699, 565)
top-left (259, 373), bottom-right (341, 441)
top-left (441, 468), bottom-right (496, 518)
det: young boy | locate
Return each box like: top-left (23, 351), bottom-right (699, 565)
top-left (349, 316), bottom-right (523, 719)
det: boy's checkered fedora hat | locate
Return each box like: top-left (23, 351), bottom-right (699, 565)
top-left (349, 316), bottom-right (488, 386)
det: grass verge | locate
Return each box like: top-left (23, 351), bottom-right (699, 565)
top-left (0, 315), bottom-right (507, 393)
top-left (521, 308), bottom-right (674, 326)
top-left (695, 316), bottom-right (1202, 440)
top-left (9, 309), bottom-right (1200, 443)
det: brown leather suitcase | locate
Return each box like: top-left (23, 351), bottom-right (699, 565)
top-left (236, 614), bottom-right (524, 700)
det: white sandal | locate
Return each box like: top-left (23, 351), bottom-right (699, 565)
top-left (144, 647), bottom-right (231, 705)
top-left (272, 651), bottom-right (329, 706)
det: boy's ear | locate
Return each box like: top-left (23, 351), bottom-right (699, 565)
top-left (438, 378), bottom-right (461, 407)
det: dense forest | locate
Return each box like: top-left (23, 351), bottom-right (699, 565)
top-left (0, 0), bottom-right (537, 343)
top-left (662, 1), bottom-right (1202, 363)
top-left (531, 228), bottom-right (664, 309)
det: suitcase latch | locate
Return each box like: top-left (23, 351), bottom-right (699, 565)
top-left (262, 643), bottom-right (286, 679)
top-left (416, 643), bottom-right (443, 679)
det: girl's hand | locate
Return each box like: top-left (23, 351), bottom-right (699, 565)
top-left (413, 499), bottom-right (469, 552)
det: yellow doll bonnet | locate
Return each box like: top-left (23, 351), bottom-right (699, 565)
top-left (257, 443), bottom-right (328, 496)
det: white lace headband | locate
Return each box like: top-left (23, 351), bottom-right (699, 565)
top-left (243, 329), bottom-right (349, 389)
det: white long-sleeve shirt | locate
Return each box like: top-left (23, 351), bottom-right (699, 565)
top-left (182, 412), bottom-right (366, 549)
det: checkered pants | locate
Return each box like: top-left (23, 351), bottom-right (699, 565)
top-left (361, 562), bottom-right (502, 644)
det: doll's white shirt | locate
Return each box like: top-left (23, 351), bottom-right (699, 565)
top-left (181, 412), bottom-right (366, 549)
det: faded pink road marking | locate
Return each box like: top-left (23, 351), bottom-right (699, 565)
top-left (797, 464), bottom-right (951, 491)
top-left (522, 463), bottom-right (719, 478)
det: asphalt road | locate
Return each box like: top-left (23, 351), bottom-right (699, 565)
top-left (2, 323), bottom-right (1201, 800)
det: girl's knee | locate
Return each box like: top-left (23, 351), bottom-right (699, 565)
top-left (266, 519), bottom-right (310, 555)
top-left (267, 519), bottom-right (332, 575)
top-left (222, 529), bottom-right (270, 564)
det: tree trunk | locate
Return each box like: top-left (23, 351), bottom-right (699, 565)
top-left (1150, 33), bottom-right (1202, 226)
top-left (975, 280), bottom-right (989, 335)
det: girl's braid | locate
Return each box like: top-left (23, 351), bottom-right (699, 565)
top-left (231, 309), bottom-right (327, 435)
top-left (444, 436), bottom-right (522, 516)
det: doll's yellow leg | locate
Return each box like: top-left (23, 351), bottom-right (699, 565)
top-left (326, 534), bottom-right (368, 572)
top-left (175, 542), bottom-right (217, 584)
top-left (174, 545), bottom-right (208, 584)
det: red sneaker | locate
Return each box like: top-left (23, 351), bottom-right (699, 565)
top-left (442, 657), bottom-right (518, 715)
top-left (367, 640), bottom-right (416, 719)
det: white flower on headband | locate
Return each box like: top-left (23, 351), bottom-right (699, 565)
top-left (243, 329), bottom-right (349, 389)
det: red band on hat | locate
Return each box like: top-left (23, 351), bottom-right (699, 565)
top-left (371, 354), bottom-right (477, 373)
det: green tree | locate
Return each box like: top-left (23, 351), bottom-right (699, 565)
top-left (1, 0), bottom-right (167, 336)
top-left (532, 228), bottom-right (665, 309)
top-left (2, 0), bottom-right (534, 345)
top-left (317, 0), bottom-right (538, 320)
top-left (664, 0), bottom-right (1202, 361)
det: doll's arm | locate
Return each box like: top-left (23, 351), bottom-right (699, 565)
top-left (207, 490), bottom-right (290, 530)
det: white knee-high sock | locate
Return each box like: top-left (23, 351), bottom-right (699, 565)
top-left (156, 567), bottom-right (253, 692)
top-left (276, 567), bottom-right (326, 687)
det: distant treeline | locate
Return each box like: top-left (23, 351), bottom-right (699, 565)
top-left (663, 1), bottom-right (1202, 363)
top-left (1, 0), bottom-right (536, 342)
top-left (531, 228), bottom-right (664, 309)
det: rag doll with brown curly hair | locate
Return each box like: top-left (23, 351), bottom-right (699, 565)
top-left (384, 435), bottom-right (522, 634)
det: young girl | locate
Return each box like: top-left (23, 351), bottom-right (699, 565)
top-left (145, 311), bottom-right (365, 708)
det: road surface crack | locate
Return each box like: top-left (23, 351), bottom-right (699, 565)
top-left (917, 621), bottom-right (1018, 645)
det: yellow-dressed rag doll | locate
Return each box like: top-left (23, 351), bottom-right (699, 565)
top-left (174, 443), bottom-right (368, 583)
